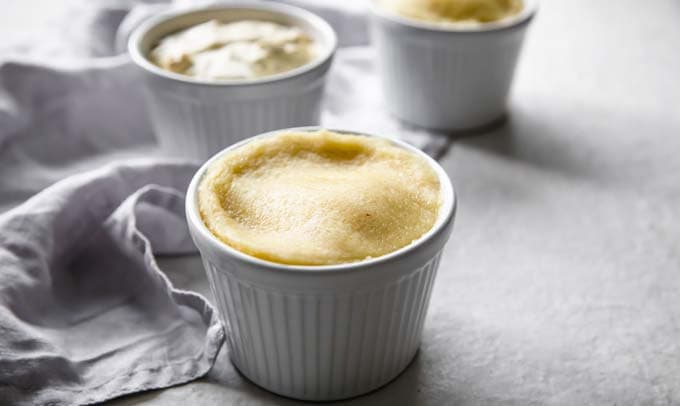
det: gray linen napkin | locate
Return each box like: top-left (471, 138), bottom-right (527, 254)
top-left (0, 161), bottom-right (224, 406)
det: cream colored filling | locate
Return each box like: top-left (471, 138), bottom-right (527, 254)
top-left (150, 19), bottom-right (315, 80)
top-left (198, 130), bottom-right (441, 266)
top-left (380, 0), bottom-right (523, 25)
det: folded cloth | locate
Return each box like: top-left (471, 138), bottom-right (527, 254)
top-left (0, 160), bottom-right (224, 406)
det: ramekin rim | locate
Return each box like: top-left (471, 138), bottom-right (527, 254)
top-left (127, 1), bottom-right (338, 87)
top-left (368, 0), bottom-right (539, 34)
top-left (185, 126), bottom-right (457, 274)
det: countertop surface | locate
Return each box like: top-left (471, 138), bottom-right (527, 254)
top-left (7, 0), bottom-right (680, 404)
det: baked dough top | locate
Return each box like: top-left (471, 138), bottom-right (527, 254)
top-left (381, 0), bottom-right (523, 24)
top-left (198, 130), bottom-right (441, 265)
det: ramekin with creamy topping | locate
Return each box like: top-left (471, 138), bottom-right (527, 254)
top-left (186, 127), bottom-right (456, 401)
top-left (370, 0), bottom-right (538, 130)
top-left (128, 2), bottom-right (337, 159)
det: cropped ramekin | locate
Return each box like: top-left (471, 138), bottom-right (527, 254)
top-left (129, 3), bottom-right (337, 160)
top-left (370, 0), bottom-right (538, 130)
top-left (186, 127), bottom-right (456, 401)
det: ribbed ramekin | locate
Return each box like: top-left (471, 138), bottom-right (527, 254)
top-left (370, 0), bottom-right (538, 131)
top-left (128, 3), bottom-right (337, 160)
top-left (186, 127), bottom-right (456, 401)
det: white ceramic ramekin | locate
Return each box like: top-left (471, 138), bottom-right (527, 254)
top-left (128, 3), bottom-right (337, 160)
top-left (186, 127), bottom-right (456, 401)
top-left (370, 0), bottom-right (538, 131)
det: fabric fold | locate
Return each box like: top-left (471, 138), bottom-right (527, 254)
top-left (0, 161), bottom-right (224, 406)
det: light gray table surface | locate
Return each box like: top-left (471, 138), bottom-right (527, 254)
top-left (6, 0), bottom-right (680, 404)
